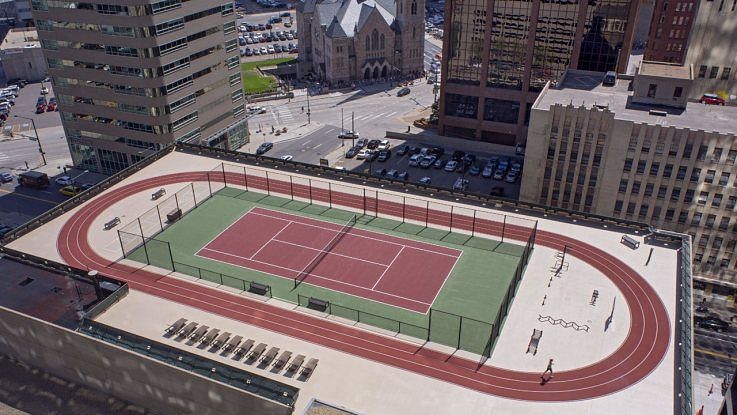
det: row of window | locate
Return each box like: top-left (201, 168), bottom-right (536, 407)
top-left (697, 65), bottom-right (732, 80)
top-left (32, 0), bottom-right (234, 18)
top-left (624, 159), bottom-right (737, 184)
top-left (628, 134), bottom-right (737, 165)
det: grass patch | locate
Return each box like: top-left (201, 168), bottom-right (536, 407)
top-left (240, 58), bottom-right (296, 94)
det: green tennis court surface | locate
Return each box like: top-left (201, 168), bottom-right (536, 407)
top-left (128, 188), bottom-right (526, 354)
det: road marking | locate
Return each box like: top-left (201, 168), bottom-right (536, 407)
top-left (0, 187), bottom-right (58, 205)
top-left (695, 347), bottom-right (737, 362)
top-left (0, 153), bottom-right (8, 160)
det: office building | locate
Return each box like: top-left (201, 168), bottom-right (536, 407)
top-left (31, 0), bottom-right (248, 174)
top-left (437, 0), bottom-right (639, 146)
top-left (296, 0), bottom-right (425, 84)
top-left (520, 62), bottom-right (737, 304)
top-left (0, 28), bottom-right (47, 81)
top-left (644, 0), bottom-right (696, 65)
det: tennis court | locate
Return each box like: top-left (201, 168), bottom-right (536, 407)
top-left (197, 207), bottom-right (460, 313)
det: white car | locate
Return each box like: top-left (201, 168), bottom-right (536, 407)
top-left (260, 47), bottom-right (267, 54)
top-left (239, 24), bottom-right (247, 32)
top-left (267, 45), bottom-right (275, 54)
top-left (280, 155), bottom-right (293, 161)
top-left (55, 176), bottom-right (73, 186)
top-left (377, 140), bottom-right (391, 150)
top-left (357, 149), bottom-right (371, 159)
top-left (40, 85), bottom-right (49, 95)
top-left (505, 171), bottom-right (518, 183)
top-left (444, 160), bottom-right (459, 172)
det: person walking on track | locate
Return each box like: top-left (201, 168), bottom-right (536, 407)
top-left (541, 358), bottom-right (554, 380)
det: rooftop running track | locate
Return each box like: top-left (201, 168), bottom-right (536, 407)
top-left (196, 207), bottom-right (460, 313)
top-left (57, 171), bottom-right (671, 401)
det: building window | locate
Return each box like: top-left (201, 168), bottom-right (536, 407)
top-left (722, 67), bottom-right (732, 80)
top-left (698, 191), bottom-right (709, 205)
top-left (684, 189), bottom-right (694, 202)
top-left (644, 183), bottom-right (654, 196)
top-left (706, 214), bottom-right (716, 226)
top-left (728, 196), bottom-right (737, 209)
top-left (637, 160), bottom-right (647, 174)
top-left (483, 98), bottom-right (520, 124)
top-left (698, 65), bottom-right (707, 78)
top-left (719, 172), bottom-right (730, 186)
top-left (650, 162), bottom-right (660, 176)
top-left (658, 186), bottom-right (667, 199)
top-left (691, 167), bottom-right (701, 181)
top-left (713, 193), bottom-right (723, 207)
top-left (665, 209), bottom-right (675, 222)
top-left (627, 202), bottom-right (636, 214)
top-left (647, 83), bottom-right (657, 98)
top-left (623, 158), bottom-right (633, 172)
top-left (445, 93), bottom-right (479, 119)
top-left (632, 181), bottom-right (641, 194)
top-left (719, 218), bottom-right (730, 231)
top-left (663, 164), bottom-right (673, 178)
top-left (691, 212), bottom-right (702, 225)
top-left (614, 200), bottom-right (623, 213)
top-left (619, 179), bottom-right (628, 192)
top-left (705, 169), bottom-right (716, 183)
top-left (671, 188), bottom-right (681, 201)
top-left (673, 86), bottom-right (683, 98)
top-left (678, 211), bottom-right (688, 224)
top-left (639, 205), bottom-right (649, 218)
top-left (677, 166), bottom-right (687, 180)
top-left (709, 66), bottom-right (720, 78)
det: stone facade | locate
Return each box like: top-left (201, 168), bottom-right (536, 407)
top-left (296, 0), bottom-right (424, 84)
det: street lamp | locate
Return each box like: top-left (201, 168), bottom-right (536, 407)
top-left (13, 115), bottom-right (46, 166)
top-left (306, 91), bottom-right (311, 124)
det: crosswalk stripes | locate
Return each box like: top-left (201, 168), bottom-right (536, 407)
top-left (0, 153), bottom-right (8, 161)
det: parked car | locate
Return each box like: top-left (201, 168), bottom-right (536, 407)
top-left (367, 139), bottom-right (381, 149)
top-left (377, 139), bottom-right (391, 150)
top-left (0, 225), bottom-right (13, 238)
top-left (468, 165), bottom-right (480, 176)
top-left (338, 130), bottom-right (359, 139)
top-left (386, 169), bottom-right (398, 178)
top-left (419, 155), bottom-right (436, 168)
top-left (357, 149), bottom-right (372, 159)
top-left (700, 93), bottom-right (726, 105)
top-left (505, 171), bottom-right (519, 183)
top-left (55, 176), bottom-right (73, 186)
top-left (0, 172), bottom-right (13, 183)
top-left (444, 160), bottom-right (459, 172)
top-left (59, 185), bottom-right (82, 197)
top-left (40, 85), bottom-right (49, 95)
top-left (377, 150), bottom-right (391, 162)
top-left (256, 142), bottom-right (274, 155)
top-left (493, 169), bottom-right (505, 180)
top-left (433, 158), bottom-right (446, 169)
top-left (602, 71), bottom-right (616, 86)
top-left (398, 171), bottom-right (409, 181)
top-left (452, 150), bottom-right (465, 161)
top-left (356, 138), bottom-right (368, 148)
top-left (409, 154), bottom-right (423, 167)
top-left (453, 177), bottom-right (469, 191)
top-left (419, 176), bottom-right (432, 184)
top-left (280, 155), bottom-right (293, 161)
top-left (510, 161), bottom-right (522, 173)
top-left (397, 145), bottom-right (409, 156)
top-left (373, 168), bottom-right (387, 177)
top-left (346, 145), bottom-right (360, 158)
top-left (696, 316), bottom-right (730, 332)
top-left (397, 87), bottom-right (410, 97)
top-left (47, 97), bottom-right (57, 111)
top-left (482, 166), bottom-right (494, 178)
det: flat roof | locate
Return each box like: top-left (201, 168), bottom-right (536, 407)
top-left (536, 70), bottom-right (737, 135)
top-left (5, 147), bottom-right (684, 414)
top-left (639, 61), bottom-right (692, 80)
top-left (0, 256), bottom-right (98, 329)
top-left (0, 29), bottom-right (40, 51)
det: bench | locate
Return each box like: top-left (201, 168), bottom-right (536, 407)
top-left (212, 332), bottom-right (231, 348)
top-left (165, 318), bottom-right (187, 335)
top-left (286, 354), bottom-right (305, 373)
top-left (223, 335), bottom-right (243, 352)
top-left (151, 188), bottom-right (166, 200)
top-left (526, 329), bottom-right (543, 355)
top-left (307, 297), bottom-right (329, 312)
top-left (301, 358), bottom-right (318, 377)
top-left (249, 282), bottom-right (270, 296)
top-left (201, 328), bottom-right (220, 345)
top-left (273, 351), bottom-right (292, 369)
top-left (166, 208), bottom-right (182, 223)
top-left (189, 325), bottom-right (209, 342)
top-left (179, 322), bottom-right (198, 337)
top-left (260, 347), bottom-right (279, 365)
top-left (249, 343), bottom-right (267, 360)
top-left (234, 339), bottom-right (255, 357)
top-left (620, 234), bottom-right (640, 250)
top-left (104, 217), bottom-right (121, 230)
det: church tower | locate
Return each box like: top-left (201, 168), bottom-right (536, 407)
top-left (394, 0), bottom-right (425, 75)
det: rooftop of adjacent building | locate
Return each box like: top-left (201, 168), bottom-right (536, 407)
top-left (639, 60), bottom-right (692, 80)
top-left (0, 28), bottom-right (39, 51)
top-left (535, 67), bottom-right (737, 135)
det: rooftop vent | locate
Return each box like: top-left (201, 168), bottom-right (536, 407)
top-left (649, 109), bottom-right (667, 117)
top-left (18, 277), bottom-right (34, 287)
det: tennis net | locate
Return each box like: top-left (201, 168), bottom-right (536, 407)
top-left (294, 215), bottom-right (357, 288)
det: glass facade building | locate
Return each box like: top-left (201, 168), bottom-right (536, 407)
top-left (439, 0), bottom-right (639, 145)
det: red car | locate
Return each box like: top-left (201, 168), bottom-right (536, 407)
top-left (36, 104), bottom-right (46, 113)
top-left (47, 97), bottom-right (57, 111)
top-left (700, 93), bottom-right (726, 105)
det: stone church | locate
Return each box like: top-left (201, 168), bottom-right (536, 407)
top-left (296, 0), bottom-right (425, 84)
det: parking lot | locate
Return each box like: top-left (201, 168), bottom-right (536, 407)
top-left (238, 10), bottom-right (298, 60)
top-left (339, 138), bottom-right (523, 199)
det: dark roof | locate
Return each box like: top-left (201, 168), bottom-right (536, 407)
top-left (314, 0), bottom-right (395, 38)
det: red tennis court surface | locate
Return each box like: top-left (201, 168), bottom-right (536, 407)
top-left (196, 207), bottom-right (461, 313)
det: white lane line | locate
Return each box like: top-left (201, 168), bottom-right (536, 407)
top-left (248, 220), bottom-right (293, 259)
top-left (272, 237), bottom-right (390, 268)
top-left (371, 246), bottom-right (404, 290)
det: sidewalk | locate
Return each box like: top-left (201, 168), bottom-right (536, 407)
top-left (239, 122), bottom-right (326, 153)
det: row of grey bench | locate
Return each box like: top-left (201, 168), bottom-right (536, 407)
top-left (166, 318), bottom-right (318, 377)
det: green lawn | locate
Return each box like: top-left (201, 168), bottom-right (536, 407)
top-left (129, 189), bottom-right (525, 354)
top-left (240, 58), bottom-right (296, 94)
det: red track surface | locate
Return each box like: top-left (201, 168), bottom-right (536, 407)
top-left (198, 207), bottom-right (459, 313)
top-left (57, 171), bottom-right (671, 401)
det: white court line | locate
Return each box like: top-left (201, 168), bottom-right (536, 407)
top-left (248, 221), bottom-right (292, 260)
top-left (371, 246), bottom-right (404, 290)
top-left (197, 247), bottom-right (432, 307)
top-left (271, 237), bottom-right (390, 268)
top-left (248, 209), bottom-right (461, 258)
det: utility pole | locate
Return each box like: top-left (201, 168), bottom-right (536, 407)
top-left (351, 112), bottom-right (355, 147)
top-left (341, 107), bottom-right (344, 136)
top-left (306, 92), bottom-right (311, 124)
top-left (14, 115), bottom-right (46, 166)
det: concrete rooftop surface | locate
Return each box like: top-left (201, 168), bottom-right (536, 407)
top-left (536, 70), bottom-right (737, 135)
top-left (5, 147), bottom-right (683, 414)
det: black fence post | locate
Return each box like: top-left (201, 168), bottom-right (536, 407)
top-left (137, 218), bottom-right (150, 264)
top-left (243, 166), bottom-right (249, 191)
top-left (221, 163), bottom-right (228, 187)
top-left (206, 172), bottom-right (213, 195)
top-left (289, 176), bottom-right (294, 200)
top-left (155, 204), bottom-right (164, 231)
top-left (428, 308), bottom-right (433, 341)
top-left (166, 241), bottom-right (175, 271)
top-left (308, 178), bottom-right (313, 204)
top-left (328, 182), bottom-right (332, 208)
top-left (174, 192), bottom-right (180, 211)
top-left (363, 188), bottom-right (366, 215)
top-left (425, 200), bottom-right (429, 227)
top-left (472, 210), bottom-right (477, 237)
top-left (449, 205), bottom-right (454, 232)
top-left (501, 215), bottom-right (507, 243)
top-left (458, 316), bottom-right (463, 350)
top-left (402, 196), bottom-right (406, 223)
top-left (265, 171), bottom-right (271, 195)
top-left (117, 230), bottom-right (127, 258)
top-left (190, 182), bottom-right (197, 206)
